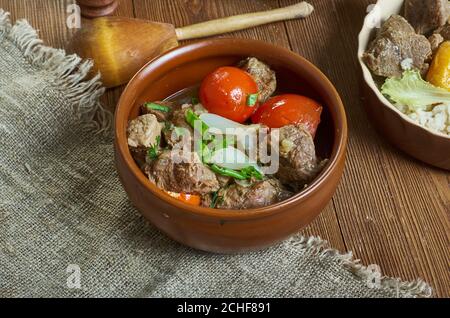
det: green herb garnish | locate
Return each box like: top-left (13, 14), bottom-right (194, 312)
top-left (186, 109), bottom-right (214, 162)
top-left (186, 109), bottom-right (205, 131)
top-left (208, 164), bottom-right (246, 180)
top-left (246, 93), bottom-right (259, 107)
top-left (185, 108), bottom-right (213, 140)
top-left (145, 102), bottom-right (171, 113)
top-left (209, 164), bottom-right (264, 181)
top-left (240, 166), bottom-right (264, 180)
top-left (197, 139), bottom-right (212, 163)
top-left (210, 191), bottom-right (219, 208)
top-left (209, 134), bottom-right (232, 152)
top-left (209, 191), bottom-right (224, 208)
top-left (191, 96), bottom-right (200, 105)
top-left (146, 135), bottom-right (161, 160)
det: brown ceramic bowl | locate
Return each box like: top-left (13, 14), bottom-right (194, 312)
top-left (114, 38), bottom-right (347, 253)
top-left (358, 0), bottom-right (450, 170)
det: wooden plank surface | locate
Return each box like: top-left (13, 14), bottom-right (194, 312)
top-left (0, 0), bottom-right (448, 297)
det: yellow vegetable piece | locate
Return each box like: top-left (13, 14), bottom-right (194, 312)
top-left (427, 41), bottom-right (450, 91)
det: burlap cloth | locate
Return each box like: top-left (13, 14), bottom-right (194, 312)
top-left (0, 11), bottom-right (432, 298)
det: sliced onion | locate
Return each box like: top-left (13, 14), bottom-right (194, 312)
top-left (193, 103), bottom-right (208, 115)
top-left (200, 113), bottom-right (260, 151)
top-left (199, 113), bottom-right (260, 134)
top-left (210, 147), bottom-right (261, 171)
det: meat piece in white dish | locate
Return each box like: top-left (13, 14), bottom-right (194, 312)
top-left (404, 0), bottom-right (450, 35)
top-left (435, 23), bottom-right (450, 40)
top-left (429, 33), bottom-right (444, 52)
top-left (363, 15), bottom-right (432, 77)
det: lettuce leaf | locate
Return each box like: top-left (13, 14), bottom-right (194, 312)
top-left (381, 70), bottom-right (450, 111)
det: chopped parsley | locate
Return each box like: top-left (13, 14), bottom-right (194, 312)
top-left (240, 166), bottom-right (264, 180)
top-left (246, 93), bottom-right (259, 107)
top-left (146, 135), bottom-right (161, 160)
top-left (210, 191), bottom-right (218, 208)
top-left (210, 191), bottom-right (224, 208)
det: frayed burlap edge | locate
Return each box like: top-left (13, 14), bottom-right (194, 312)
top-left (287, 235), bottom-right (432, 298)
top-left (0, 9), bottom-right (112, 135)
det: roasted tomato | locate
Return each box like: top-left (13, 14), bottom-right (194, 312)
top-left (427, 41), bottom-right (450, 91)
top-left (251, 94), bottom-right (323, 137)
top-left (200, 66), bottom-right (259, 123)
top-left (165, 191), bottom-right (201, 206)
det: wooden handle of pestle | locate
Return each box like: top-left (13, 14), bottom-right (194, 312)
top-left (175, 1), bottom-right (314, 40)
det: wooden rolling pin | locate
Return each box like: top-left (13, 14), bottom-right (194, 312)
top-left (67, 2), bottom-right (314, 88)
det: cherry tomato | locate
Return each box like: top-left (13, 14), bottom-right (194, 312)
top-left (165, 191), bottom-right (201, 206)
top-left (200, 66), bottom-right (259, 123)
top-left (251, 94), bottom-right (323, 137)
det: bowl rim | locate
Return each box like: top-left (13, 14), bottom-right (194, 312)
top-left (115, 38), bottom-right (348, 220)
top-left (357, 0), bottom-right (450, 140)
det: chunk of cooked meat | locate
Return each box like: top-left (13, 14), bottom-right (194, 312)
top-left (162, 122), bottom-right (193, 150)
top-left (129, 146), bottom-right (148, 168)
top-left (172, 104), bottom-right (194, 129)
top-left (127, 114), bottom-right (163, 165)
top-left (404, 0), bottom-right (449, 35)
top-left (200, 193), bottom-right (213, 208)
top-left (239, 57), bottom-right (276, 103)
top-left (127, 114), bottom-right (163, 148)
top-left (216, 175), bottom-right (232, 188)
top-left (129, 146), bottom-right (149, 168)
top-left (212, 179), bottom-right (293, 210)
top-left (363, 15), bottom-right (432, 77)
top-left (162, 104), bottom-right (194, 148)
top-left (435, 23), bottom-right (450, 40)
top-left (140, 100), bottom-right (174, 122)
top-left (273, 124), bottom-right (325, 187)
top-left (147, 149), bottom-right (219, 195)
top-left (429, 33), bottom-right (445, 52)
top-left (382, 14), bottom-right (416, 33)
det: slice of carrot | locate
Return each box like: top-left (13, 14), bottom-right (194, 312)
top-left (165, 191), bottom-right (201, 206)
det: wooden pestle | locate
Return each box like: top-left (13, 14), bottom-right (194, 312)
top-left (67, 2), bottom-right (314, 88)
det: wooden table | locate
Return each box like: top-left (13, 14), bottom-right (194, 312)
top-left (1, 0), bottom-right (448, 297)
